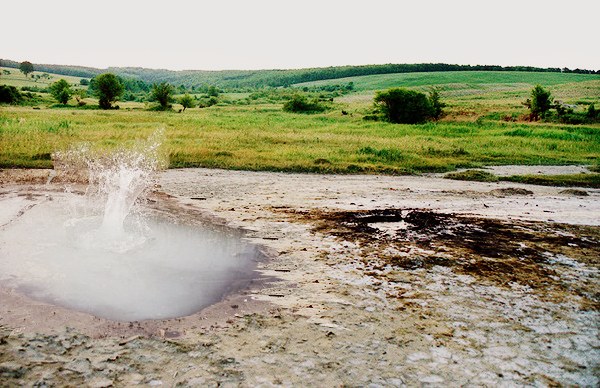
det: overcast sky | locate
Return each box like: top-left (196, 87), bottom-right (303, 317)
top-left (3, 0), bottom-right (598, 71)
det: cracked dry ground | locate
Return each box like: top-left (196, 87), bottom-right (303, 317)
top-left (1, 169), bottom-right (599, 386)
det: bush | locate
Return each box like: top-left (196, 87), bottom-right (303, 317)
top-left (283, 94), bottom-right (326, 113)
top-left (0, 85), bottom-right (23, 104)
top-left (559, 113), bottom-right (587, 124)
top-left (179, 93), bottom-right (195, 111)
top-left (21, 85), bottom-right (49, 93)
top-left (49, 79), bottom-right (73, 105)
top-left (198, 96), bottom-right (219, 108)
top-left (428, 87), bottom-right (446, 120)
top-left (529, 85), bottom-right (553, 120)
top-left (374, 88), bottom-right (434, 124)
top-left (207, 85), bottom-right (220, 97)
top-left (587, 103), bottom-right (597, 119)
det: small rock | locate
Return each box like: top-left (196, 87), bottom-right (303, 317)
top-left (420, 375), bottom-right (444, 383)
top-left (407, 352), bottom-right (431, 362)
top-left (87, 377), bottom-right (114, 388)
top-left (0, 362), bottom-right (27, 379)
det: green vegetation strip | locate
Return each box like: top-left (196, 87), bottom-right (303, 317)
top-left (445, 170), bottom-right (600, 188)
top-left (500, 174), bottom-right (600, 188)
top-left (444, 170), bottom-right (499, 182)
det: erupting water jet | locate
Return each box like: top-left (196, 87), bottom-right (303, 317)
top-left (0, 133), bottom-right (261, 321)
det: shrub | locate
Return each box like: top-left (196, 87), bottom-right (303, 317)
top-left (21, 85), bottom-right (49, 93)
top-left (529, 85), bottom-right (553, 120)
top-left (0, 85), bottom-right (23, 104)
top-left (559, 113), bottom-right (587, 125)
top-left (49, 79), bottom-right (73, 105)
top-left (374, 88), bottom-right (434, 124)
top-left (198, 96), bottom-right (219, 108)
top-left (207, 85), bottom-right (220, 97)
top-left (428, 87), bottom-right (446, 119)
top-left (283, 94), bottom-right (326, 113)
top-left (179, 93), bottom-right (195, 112)
top-left (587, 103), bottom-right (597, 119)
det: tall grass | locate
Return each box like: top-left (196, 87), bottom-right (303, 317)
top-left (1, 104), bottom-right (598, 172)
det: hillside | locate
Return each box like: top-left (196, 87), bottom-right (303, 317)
top-left (0, 67), bottom-right (87, 89)
top-left (294, 71), bottom-right (600, 92)
top-left (2, 59), bottom-right (598, 90)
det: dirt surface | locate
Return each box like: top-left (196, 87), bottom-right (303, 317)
top-left (0, 167), bottom-right (599, 386)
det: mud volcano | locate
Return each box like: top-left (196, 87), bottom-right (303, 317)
top-left (0, 146), bottom-right (261, 322)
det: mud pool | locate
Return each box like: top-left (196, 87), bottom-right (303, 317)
top-left (0, 194), bottom-right (261, 321)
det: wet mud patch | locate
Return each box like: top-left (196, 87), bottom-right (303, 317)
top-left (286, 208), bottom-right (600, 309)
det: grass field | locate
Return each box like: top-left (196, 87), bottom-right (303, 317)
top-left (296, 71), bottom-right (599, 91)
top-left (1, 71), bottom-right (599, 173)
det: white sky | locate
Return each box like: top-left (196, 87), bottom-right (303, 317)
top-left (3, 0), bottom-right (599, 71)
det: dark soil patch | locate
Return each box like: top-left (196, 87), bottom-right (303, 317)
top-left (559, 189), bottom-right (589, 196)
top-left (489, 187), bottom-right (534, 197)
top-left (286, 208), bottom-right (600, 309)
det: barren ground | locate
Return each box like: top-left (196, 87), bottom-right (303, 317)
top-left (0, 167), bottom-right (598, 386)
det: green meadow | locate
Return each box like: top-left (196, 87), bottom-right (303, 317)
top-left (296, 70), bottom-right (597, 91)
top-left (0, 67), bottom-right (85, 89)
top-left (1, 70), bottom-right (599, 173)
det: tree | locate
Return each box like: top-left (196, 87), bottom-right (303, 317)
top-left (179, 93), bottom-right (195, 112)
top-left (151, 82), bottom-right (175, 110)
top-left (49, 79), bottom-right (73, 105)
top-left (529, 85), bottom-right (553, 120)
top-left (374, 88), bottom-right (434, 124)
top-left (93, 73), bottom-right (124, 109)
top-left (207, 85), bottom-right (220, 97)
top-left (19, 61), bottom-right (34, 78)
top-left (428, 87), bottom-right (446, 120)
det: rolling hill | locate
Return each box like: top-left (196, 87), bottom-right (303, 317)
top-left (1, 58), bottom-right (598, 90)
